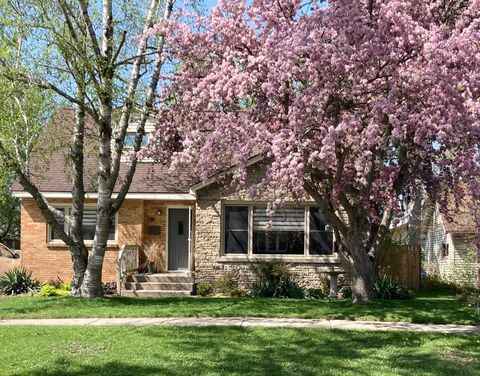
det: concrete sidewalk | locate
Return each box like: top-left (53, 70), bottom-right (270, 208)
top-left (0, 317), bottom-right (479, 334)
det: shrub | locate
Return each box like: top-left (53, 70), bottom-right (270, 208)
top-left (102, 282), bottom-right (117, 295)
top-left (339, 285), bottom-right (352, 300)
top-left (0, 268), bottom-right (40, 295)
top-left (421, 274), bottom-right (458, 293)
top-left (38, 284), bottom-right (59, 297)
top-left (141, 241), bottom-right (166, 273)
top-left (250, 262), bottom-right (305, 299)
top-left (217, 272), bottom-right (246, 297)
top-left (196, 281), bottom-right (213, 296)
top-left (304, 288), bottom-right (326, 299)
top-left (37, 283), bottom-right (72, 297)
top-left (374, 273), bottom-right (414, 300)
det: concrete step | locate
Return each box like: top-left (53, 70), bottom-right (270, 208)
top-left (124, 282), bottom-right (194, 291)
top-left (121, 290), bottom-right (192, 297)
top-left (126, 273), bottom-right (193, 283)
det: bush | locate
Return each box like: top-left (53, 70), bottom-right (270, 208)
top-left (339, 285), bottom-right (352, 300)
top-left (37, 282), bottom-right (72, 297)
top-left (102, 282), bottom-right (117, 295)
top-left (374, 273), bottom-right (414, 300)
top-left (61, 281), bottom-right (72, 291)
top-left (217, 272), bottom-right (247, 297)
top-left (38, 284), bottom-right (59, 297)
top-left (196, 281), bottom-right (213, 296)
top-left (250, 262), bottom-right (305, 299)
top-left (421, 274), bottom-right (459, 293)
top-left (304, 288), bottom-right (326, 299)
top-left (0, 268), bottom-right (41, 295)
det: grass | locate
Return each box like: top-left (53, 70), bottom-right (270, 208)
top-left (0, 326), bottom-right (479, 375)
top-left (0, 292), bottom-right (478, 325)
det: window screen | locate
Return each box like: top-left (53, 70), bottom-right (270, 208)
top-left (309, 207), bottom-right (333, 255)
top-left (252, 207), bottom-right (304, 254)
top-left (224, 206), bottom-right (248, 254)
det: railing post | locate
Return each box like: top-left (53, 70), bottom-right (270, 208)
top-left (116, 245), bottom-right (125, 296)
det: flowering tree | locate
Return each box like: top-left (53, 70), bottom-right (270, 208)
top-left (148, 0), bottom-right (480, 302)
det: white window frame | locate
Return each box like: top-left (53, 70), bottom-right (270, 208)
top-left (120, 122), bottom-right (155, 163)
top-left (221, 203), bottom-right (336, 258)
top-left (47, 205), bottom-right (118, 245)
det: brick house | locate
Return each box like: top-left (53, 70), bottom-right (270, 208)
top-left (12, 110), bottom-right (346, 296)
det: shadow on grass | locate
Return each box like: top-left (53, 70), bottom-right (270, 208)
top-left (9, 327), bottom-right (480, 376)
top-left (0, 292), bottom-right (478, 325)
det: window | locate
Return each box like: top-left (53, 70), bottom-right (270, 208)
top-left (222, 204), bottom-right (335, 257)
top-left (82, 208), bottom-right (116, 241)
top-left (309, 207), bottom-right (334, 255)
top-left (224, 206), bottom-right (248, 254)
top-left (253, 207), bottom-right (304, 254)
top-left (49, 207), bottom-right (116, 242)
top-left (50, 208), bottom-right (65, 241)
top-left (124, 133), bottom-right (149, 148)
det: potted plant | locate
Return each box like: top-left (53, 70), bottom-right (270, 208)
top-left (141, 241), bottom-right (165, 274)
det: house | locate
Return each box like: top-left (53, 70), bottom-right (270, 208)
top-left (12, 110), bottom-right (346, 296)
top-left (391, 194), bottom-right (479, 288)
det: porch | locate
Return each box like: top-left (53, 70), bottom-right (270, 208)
top-left (116, 199), bottom-right (196, 297)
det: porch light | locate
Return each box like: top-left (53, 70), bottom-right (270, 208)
top-left (156, 209), bottom-right (162, 216)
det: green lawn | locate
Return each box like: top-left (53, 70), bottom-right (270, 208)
top-left (0, 326), bottom-right (479, 375)
top-left (1, 292), bottom-right (478, 325)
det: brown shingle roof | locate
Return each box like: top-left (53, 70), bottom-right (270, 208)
top-left (442, 197), bottom-right (478, 234)
top-left (11, 109), bottom-right (197, 194)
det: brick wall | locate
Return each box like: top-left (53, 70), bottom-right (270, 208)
top-left (20, 198), bottom-right (144, 283)
top-left (194, 163), bottom-right (349, 290)
top-left (19, 198), bottom-right (197, 283)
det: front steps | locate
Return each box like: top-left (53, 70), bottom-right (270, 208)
top-left (121, 273), bottom-right (194, 297)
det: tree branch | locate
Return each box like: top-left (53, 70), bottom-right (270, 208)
top-left (112, 0), bottom-right (174, 212)
top-left (76, 0), bottom-right (102, 59)
top-left (110, 0), bottom-right (163, 189)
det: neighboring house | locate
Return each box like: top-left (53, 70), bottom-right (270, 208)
top-left (391, 194), bottom-right (479, 287)
top-left (11, 110), bottom-right (346, 296)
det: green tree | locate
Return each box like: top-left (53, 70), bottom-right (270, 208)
top-left (0, 0), bottom-right (176, 297)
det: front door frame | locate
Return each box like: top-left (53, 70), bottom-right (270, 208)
top-left (166, 206), bottom-right (192, 272)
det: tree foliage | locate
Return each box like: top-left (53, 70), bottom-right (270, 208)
top-left (147, 0), bottom-right (480, 302)
top-left (0, 0), bottom-right (177, 297)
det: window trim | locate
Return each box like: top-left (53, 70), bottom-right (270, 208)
top-left (47, 205), bottom-right (118, 245)
top-left (221, 202), bottom-right (336, 259)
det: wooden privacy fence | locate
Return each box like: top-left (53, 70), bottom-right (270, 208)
top-left (376, 245), bottom-right (421, 290)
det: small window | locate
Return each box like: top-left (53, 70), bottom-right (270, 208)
top-left (224, 206), bottom-right (248, 254)
top-left (82, 208), bottom-right (115, 241)
top-left (124, 133), bottom-right (149, 148)
top-left (309, 207), bottom-right (333, 255)
top-left (50, 208), bottom-right (65, 241)
top-left (252, 207), bottom-right (304, 255)
top-left (49, 207), bottom-right (116, 242)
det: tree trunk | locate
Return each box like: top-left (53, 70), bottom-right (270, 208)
top-left (349, 244), bottom-right (376, 303)
top-left (71, 252), bottom-right (88, 295)
top-left (350, 257), bottom-right (376, 303)
top-left (70, 89), bottom-right (88, 295)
